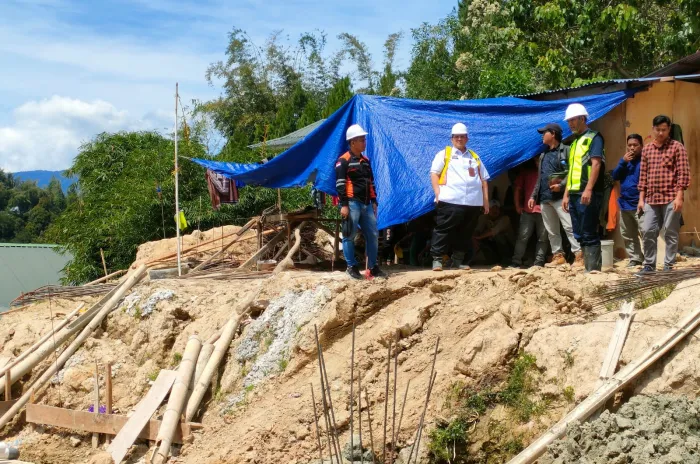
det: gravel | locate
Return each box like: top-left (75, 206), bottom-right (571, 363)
top-left (232, 285), bottom-right (331, 392)
top-left (542, 395), bottom-right (700, 464)
top-left (121, 289), bottom-right (175, 317)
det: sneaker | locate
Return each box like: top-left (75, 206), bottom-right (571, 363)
top-left (370, 266), bottom-right (387, 279)
top-left (663, 264), bottom-right (674, 271)
top-left (627, 260), bottom-right (642, 268)
top-left (432, 259), bottom-right (443, 271)
top-left (573, 251), bottom-right (584, 267)
top-left (635, 265), bottom-right (655, 277)
top-left (551, 252), bottom-right (567, 265)
top-left (346, 265), bottom-right (362, 280)
top-left (533, 261), bottom-right (545, 268)
top-left (508, 263), bottom-right (523, 269)
top-left (458, 263), bottom-right (471, 270)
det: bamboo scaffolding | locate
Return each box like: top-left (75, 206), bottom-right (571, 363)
top-left (0, 265), bottom-right (148, 429)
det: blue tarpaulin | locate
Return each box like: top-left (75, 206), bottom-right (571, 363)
top-left (192, 91), bottom-right (633, 229)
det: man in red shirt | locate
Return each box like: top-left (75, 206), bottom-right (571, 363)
top-left (637, 115), bottom-right (691, 274)
top-left (511, 156), bottom-right (548, 268)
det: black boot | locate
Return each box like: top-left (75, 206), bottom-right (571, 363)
top-left (584, 245), bottom-right (602, 272)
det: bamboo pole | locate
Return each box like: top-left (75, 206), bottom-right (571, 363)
top-left (274, 223), bottom-right (307, 274)
top-left (154, 335), bottom-right (202, 464)
top-left (100, 249), bottom-right (108, 277)
top-left (4, 369), bottom-right (10, 401)
top-left (93, 362), bottom-right (100, 448)
top-left (190, 219), bottom-right (256, 273)
top-left (0, 264), bottom-right (148, 429)
top-left (84, 269), bottom-right (126, 286)
top-left (6, 304), bottom-right (83, 371)
top-left (508, 304), bottom-right (700, 464)
top-left (193, 343), bottom-right (215, 386)
top-left (106, 364), bottom-right (113, 445)
top-left (185, 295), bottom-right (255, 422)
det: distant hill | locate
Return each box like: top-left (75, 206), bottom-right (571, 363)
top-left (12, 170), bottom-right (76, 192)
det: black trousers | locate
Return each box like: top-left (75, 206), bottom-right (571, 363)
top-left (430, 202), bottom-right (481, 259)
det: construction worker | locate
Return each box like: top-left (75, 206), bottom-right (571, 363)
top-left (335, 124), bottom-right (385, 280)
top-left (637, 115), bottom-right (690, 274)
top-left (429, 123), bottom-right (490, 271)
top-left (562, 103), bottom-right (606, 272)
top-left (529, 123), bottom-right (583, 266)
top-left (612, 134), bottom-right (644, 267)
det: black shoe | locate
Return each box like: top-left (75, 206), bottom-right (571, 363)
top-left (370, 266), bottom-right (387, 279)
top-left (663, 264), bottom-right (674, 271)
top-left (635, 265), bottom-right (655, 277)
top-left (533, 261), bottom-right (545, 268)
top-left (346, 265), bottom-right (362, 280)
top-left (627, 260), bottom-right (642, 268)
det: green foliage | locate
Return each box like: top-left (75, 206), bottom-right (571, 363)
top-left (278, 356), bottom-right (289, 372)
top-left (172, 352), bottom-right (183, 365)
top-left (563, 386), bottom-right (575, 403)
top-left (147, 369), bottom-right (160, 382)
top-left (637, 284), bottom-right (676, 309)
top-left (499, 352), bottom-right (547, 422)
top-left (429, 418), bottom-right (470, 463)
top-left (44, 131), bottom-right (208, 283)
top-left (322, 76), bottom-right (354, 118)
top-left (0, 169), bottom-right (68, 243)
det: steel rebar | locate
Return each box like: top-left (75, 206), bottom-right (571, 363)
top-left (320, 333), bottom-right (343, 463)
top-left (382, 341), bottom-right (391, 464)
top-left (364, 386), bottom-right (376, 464)
top-left (311, 383), bottom-right (324, 463)
top-left (350, 321), bottom-right (356, 463)
top-left (390, 347), bottom-right (398, 464)
top-left (315, 325), bottom-right (340, 464)
top-left (407, 337), bottom-right (440, 464)
top-left (395, 379), bottom-right (411, 452)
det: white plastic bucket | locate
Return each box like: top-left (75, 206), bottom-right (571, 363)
top-left (601, 240), bottom-right (614, 270)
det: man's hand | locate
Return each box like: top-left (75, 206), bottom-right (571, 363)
top-left (637, 199), bottom-right (644, 215)
top-left (673, 195), bottom-right (684, 212)
top-left (550, 184), bottom-right (561, 193)
top-left (623, 151), bottom-right (634, 162)
top-left (581, 188), bottom-right (592, 205)
top-left (372, 203), bottom-right (378, 216)
top-left (562, 194), bottom-right (570, 213)
top-left (340, 206), bottom-right (349, 218)
top-left (483, 203), bottom-right (490, 215)
top-left (527, 198), bottom-right (535, 210)
top-left (516, 205), bottom-right (523, 215)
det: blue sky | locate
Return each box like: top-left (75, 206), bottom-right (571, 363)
top-left (0, 0), bottom-right (458, 172)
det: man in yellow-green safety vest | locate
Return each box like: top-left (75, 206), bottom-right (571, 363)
top-left (561, 103), bottom-right (606, 272)
top-left (429, 123), bottom-right (490, 271)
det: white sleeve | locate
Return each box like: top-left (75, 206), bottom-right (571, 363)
top-left (430, 150), bottom-right (446, 175)
top-left (479, 160), bottom-right (490, 181)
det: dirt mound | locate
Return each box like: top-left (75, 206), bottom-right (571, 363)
top-left (542, 395), bottom-right (700, 463)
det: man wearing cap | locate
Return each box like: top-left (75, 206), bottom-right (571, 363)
top-left (529, 123), bottom-right (583, 266)
top-left (562, 103), bottom-right (606, 272)
top-left (335, 124), bottom-right (385, 280)
top-left (429, 123), bottom-right (490, 271)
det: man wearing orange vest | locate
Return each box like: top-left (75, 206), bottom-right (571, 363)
top-left (429, 123), bottom-right (490, 271)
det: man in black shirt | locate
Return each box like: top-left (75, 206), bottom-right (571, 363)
top-left (529, 123), bottom-right (582, 266)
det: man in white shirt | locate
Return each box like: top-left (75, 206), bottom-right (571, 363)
top-left (429, 123), bottom-right (490, 270)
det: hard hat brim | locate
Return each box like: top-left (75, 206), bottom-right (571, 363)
top-left (346, 131), bottom-right (368, 141)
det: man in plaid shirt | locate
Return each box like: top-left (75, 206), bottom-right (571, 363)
top-left (637, 115), bottom-right (691, 274)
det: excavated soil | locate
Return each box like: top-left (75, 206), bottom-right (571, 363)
top-left (1, 254), bottom-right (700, 464)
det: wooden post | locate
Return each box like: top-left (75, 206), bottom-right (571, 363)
top-left (106, 364), bottom-right (113, 445)
top-left (4, 369), bottom-right (10, 401)
top-left (100, 248), bottom-right (108, 277)
top-left (277, 188), bottom-right (282, 212)
top-left (93, 362), bottom-right (100, 448)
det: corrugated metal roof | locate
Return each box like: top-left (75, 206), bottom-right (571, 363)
top-left (0, 244), bottom-right (72, 311)
top-left (516, 74), bottom-right (700, 99)
top-left (646, 51), bottom-right (700, 78)
top-left (248, 119), bottom-right (326, 150)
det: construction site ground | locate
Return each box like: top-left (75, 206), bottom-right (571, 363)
top-left (2, 228), bottom-right (700, 464)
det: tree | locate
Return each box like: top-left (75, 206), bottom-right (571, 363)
top-left (45, 131), bottom-right (208, 283)
top-left (378, 32), bottom-right (404, 96)
top-left (322, 76), bottom-right (354, 118)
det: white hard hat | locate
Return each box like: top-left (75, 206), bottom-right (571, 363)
top-left (564, 103), bottom-right (589, 121)
top-left (451, 123), bottom-right (468, 136)
top-left (346, 124), bottom-right (368, 141)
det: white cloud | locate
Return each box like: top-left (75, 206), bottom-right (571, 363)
top-left (0, 96), bottom-right (171, 172)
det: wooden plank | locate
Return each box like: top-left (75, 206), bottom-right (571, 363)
top-left (597, 302), bottom-right (634, 388)
top-left (238, 228), bottom-right (288, 270)
top-left (107, 369), bottom-right (177, 463)
top-left (0, 400), bottom-right (17, 416)
top-left (92, 363), bottom-right (100, 448)
top-left (25, 404), bottom-right (199, 443)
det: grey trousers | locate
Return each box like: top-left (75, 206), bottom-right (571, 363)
top-left (541, 199), bottom-right (581, 254)
top-left (512, 212), bottom-right (549, 266)
top-left (641, 202), bottom-right (681, 267)
top-left (620, 210), bottom-right (643, 263)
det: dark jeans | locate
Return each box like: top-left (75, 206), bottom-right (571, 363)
top-left (430, 202), bottom-right (481, 259)
top-left (569, 193), bottom-right (603, 248)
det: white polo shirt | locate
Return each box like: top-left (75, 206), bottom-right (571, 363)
top-left (430, 146), bottom-right (490, 206)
